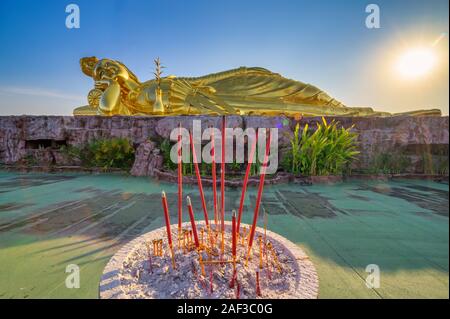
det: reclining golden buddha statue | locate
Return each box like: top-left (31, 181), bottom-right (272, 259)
top-left (74, 56), bottom-right (441, 117)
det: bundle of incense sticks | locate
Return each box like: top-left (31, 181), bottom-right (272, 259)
top-left (154, 118), bottom-right (280, 297)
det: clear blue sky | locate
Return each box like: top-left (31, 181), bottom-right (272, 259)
top-left (0, 0), bottom-right (448, 115)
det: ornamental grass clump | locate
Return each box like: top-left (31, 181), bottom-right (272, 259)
top-left (283, 117), bottom-right (359, 176)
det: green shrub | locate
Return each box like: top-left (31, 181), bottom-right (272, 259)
top-left (60, 145), bottom-right (82, 162)
top-left (421, 152), bottom-right (449, 175)
top-left (61, 137), bottom-right (135, 170)
top-left (435, 155), bottom-right (449, 175)
top-left (250, 145), bottom-right (262, 176)
top-left (281, 122), bottom-right (302, 174)
top-left (160, 138), bottom-right (195, 175)
top-left (87, 138), bottom-right (134, 169)
top-left (229, 159), bottom-right (241, 172)
top-left (160, 138), bottom-right (244, 176)
top-left (160, 139), bottom-right (177, 171)
top-left (284, 118), bottom-right (359, 176)
top-left (21, 154), bottom-right (38, 166)
top-left (370, 152), bottom-right (411, 174)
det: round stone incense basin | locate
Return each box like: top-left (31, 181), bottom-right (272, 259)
top-left (100, 221), bottom-right (319, 299)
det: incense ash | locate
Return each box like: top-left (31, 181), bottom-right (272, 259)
top-left (119, 222), bottom-right (303, 299)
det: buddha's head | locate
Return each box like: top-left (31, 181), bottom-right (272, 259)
top-left (80, 57), bottom-right (140, 83)
top-left (80, 56), bottom-right (98, 77)
top-left (93, 59), bottom-right (129, 81)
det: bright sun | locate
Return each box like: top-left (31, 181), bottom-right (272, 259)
top-left (395, 47), bottom-right (437, 79)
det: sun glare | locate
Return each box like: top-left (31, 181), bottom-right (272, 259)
top-left (395, 47), bottom-right (437, 79)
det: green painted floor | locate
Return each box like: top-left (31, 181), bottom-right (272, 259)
top-left (0, 172), bottom-right (448, 299)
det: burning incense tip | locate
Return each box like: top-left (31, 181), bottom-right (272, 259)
top-left (232, 209), bottom-right (236, 218)
top-left (186, 196), bottom-right (192, 206)
top-left (162, 190), bottom-right (166, 198)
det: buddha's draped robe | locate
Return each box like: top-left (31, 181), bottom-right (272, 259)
top-left (75, 63), bottom-right (442, 117)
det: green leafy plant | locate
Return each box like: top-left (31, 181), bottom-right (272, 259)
top-left (201, 161), bottom-right (212, 175)
top-left (183, 156), bottom-right (194, 175)
top-left (250, 145), bottom-right (262, 176)
top-left (160, 138), bottom-right (197, 175)
top-left (87, 138), bottom-right (135, 170)
top-left (21, 154), bottom-right (37, 166)
top-left (421, 152), bottom-right (449, 175)
top-left (160, 139), bottom-right (223, 176)
top-left (229, 159), bottom-right (241, 172)
top-left (61, 138), bottom-right (135, 170)
top-left (160, 139), bottom-right (177, 171)
top-left (282, 122), bottom-right (302, 174)
top-left (370, 152), bottom-right (411, 174)
top-left (60, 145), bottom-right (82, 162)
top-left (283, 118), bottom-right (359, 176)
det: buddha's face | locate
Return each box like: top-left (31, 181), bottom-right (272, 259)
top-left (93, 59), bottom-right (126, 81)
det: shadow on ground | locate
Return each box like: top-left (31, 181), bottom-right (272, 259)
top-left (0, 172), bottom-right (448, 298)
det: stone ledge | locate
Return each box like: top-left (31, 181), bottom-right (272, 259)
top-left (153, 169), bottom-right (292, 187)
top-left (0, 165), bottom-right (128, 174)
top-left (2, 165), bottom-right (447, 184)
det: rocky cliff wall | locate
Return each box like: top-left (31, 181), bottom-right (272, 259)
top-left (0, 115), bottom-right (448, 174)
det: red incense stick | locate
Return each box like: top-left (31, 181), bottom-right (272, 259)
top-left (220, 116), bottom-right (226, 232)
top-left (209, 268), bottom-right (214, 294)
top-left (145, 242), bottom-right (153, 273)
top-left (232, 210), bottom-right (237, 259)
top-left (177, 123), bottom-right (183, 231)
top-left (161, 191), bottom-right (176, 269)
top-left (189, 131), bottom-right (209, 226)
top-left (186, 196), bottom-right (200, 248)
top-left (161, 191), bottom-right (173, 247)
top-left (211, 126), bottom-right (218, 228)
top-left (229, 268), bottom-right (237, 288)
top-left (220, 116), bottom-right (226, 254)
top-left (256, 271), bottom-right (262, 296)
top-left (246, 131), bottom-right (271, 259)
top-left (236, 133), bottom-right (257, 234)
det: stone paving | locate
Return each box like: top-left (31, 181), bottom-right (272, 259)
top-left (0, 172), bottom-right (448, 298)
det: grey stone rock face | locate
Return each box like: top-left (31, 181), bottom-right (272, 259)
top-left (0, 115), bottom-right (448, 174)
top-left (130, 141), bottom-right (163, 176)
